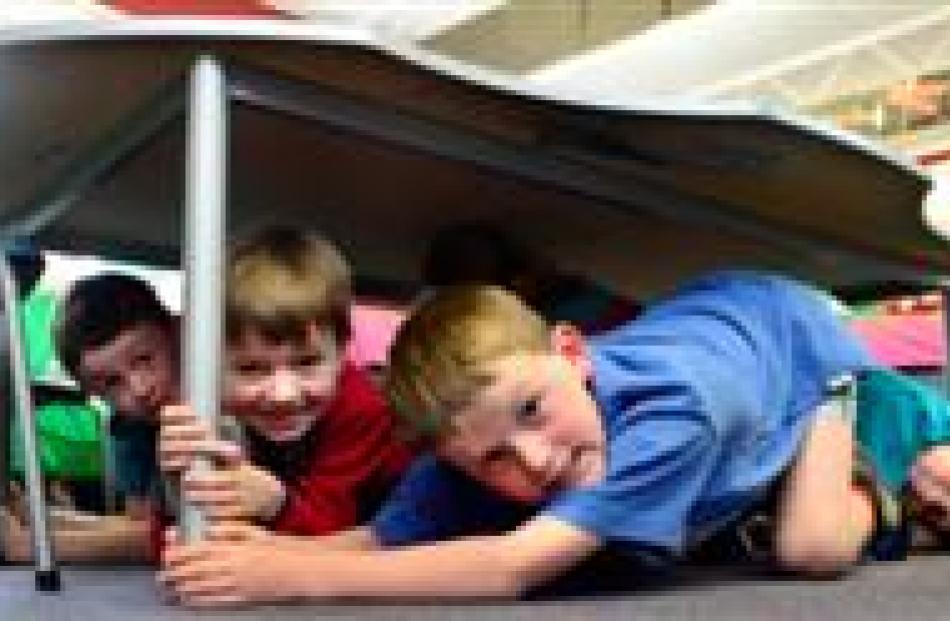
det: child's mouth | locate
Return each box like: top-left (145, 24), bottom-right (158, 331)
top-left (540, 450), bottom-right (578, 493)
top-left (555, 447), bottom-right (601, 490)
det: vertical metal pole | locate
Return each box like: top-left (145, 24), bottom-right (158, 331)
top-left (0, 324), bottom-right (9, 511)
top-left (0, 257), bottom-right (59, 591)
top-left (179, 55), bottom-right (227, 543)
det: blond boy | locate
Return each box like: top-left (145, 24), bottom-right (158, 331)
top-left (159, 227), bottom-right (411, 536)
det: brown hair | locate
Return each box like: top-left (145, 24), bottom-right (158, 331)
top-left (226, 226), bottom-right (351, 345)
top-left (385, 285), bottom-right (549, 440)
top-left (57, 272), bottom-right (173, 380)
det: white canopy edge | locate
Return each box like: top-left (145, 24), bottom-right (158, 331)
top-left (6, 18), bottom-right (921, 174)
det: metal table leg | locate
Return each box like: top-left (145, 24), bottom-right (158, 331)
top-left (179, 54), bottom-right (227, 543)
top-left (0, 256), bottom-right (59, 591)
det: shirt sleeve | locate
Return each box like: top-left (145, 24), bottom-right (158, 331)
top-left (371, 454), bottom-right (530, 547)
top-left (543, 410), bottom-right (718, 556)
top-left (270, 377), bottom-right (413, 536)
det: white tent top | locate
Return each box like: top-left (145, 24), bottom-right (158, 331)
top-left (0, 19), bottom-right (947, 301)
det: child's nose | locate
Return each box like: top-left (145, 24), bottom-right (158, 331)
top-left (509, 432), bottom-right (552, 477)
top-left (128, 372), bottom-right (152, 402)
top-left (268, 368), bottom-right (303, 404)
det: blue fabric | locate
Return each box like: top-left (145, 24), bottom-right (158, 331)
top-left (372, 271), bottom-right (873, 557)
top-left (372, 455), bottom-right (531, 546)
top-left (110, 419), bottom-right (160, 501)
top-left (855, 368), bottom-right (950, 491)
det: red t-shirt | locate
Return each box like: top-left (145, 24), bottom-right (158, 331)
top-left (153, 363), bottom-right (413, 559)
top-left (265, 363), bottom-right (413, 535)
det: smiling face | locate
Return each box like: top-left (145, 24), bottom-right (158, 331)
top-left (435, 339), bottom-right (606, 505)
top-left (224, 322), bottom-right (344, 443)
top-left (78, 322), bottom-right (178, 420)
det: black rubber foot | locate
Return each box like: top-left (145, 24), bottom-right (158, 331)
top-left (35, 569), bottom-right (61, 593)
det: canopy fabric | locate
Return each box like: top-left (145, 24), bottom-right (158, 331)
top-left (850, 311), bottom-right (945, 369)
top-left (0, 24), bottom-right (947, 301)
top-left (103, 0), bottom-right (282, 16)
top-left (346, 304), bottom-right (404, 369)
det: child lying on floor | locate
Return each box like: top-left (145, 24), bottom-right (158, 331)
top-left (160, 270), bottom-right (939, 607)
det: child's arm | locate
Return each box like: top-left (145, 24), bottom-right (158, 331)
top-left (909, 447), bottom-right (950, 533)
top-left (774, 404), bottom-right (875, 575)
top-left (204, 521), bottom-right (381, 551)
top-left (159, 515), bottom-right (600, 607)
top-left (2, 507), bottom-right (153, 564)
top-left (161, 402), bottom-right (410, 535)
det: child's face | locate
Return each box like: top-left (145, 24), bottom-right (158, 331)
top-left (435, 330), bottom-right (605, 504)
top-left (224, 323), bottom-right (343, 443)
top-left (79, 322), bottom-right (178, 420)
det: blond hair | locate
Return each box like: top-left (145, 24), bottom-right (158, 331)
top-left (385, 285), bottom-right (549, 440)
top-left (226, 226), bottom-right (351, 344)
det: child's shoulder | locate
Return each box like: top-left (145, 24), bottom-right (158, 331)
top-left (326, 362), bottom-right (392, 420)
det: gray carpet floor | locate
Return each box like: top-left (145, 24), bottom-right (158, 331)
top-left (2, 556), bottom-right (949, 620)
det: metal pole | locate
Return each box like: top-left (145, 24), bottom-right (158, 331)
top-left (0, 257), bottom-right (59, 591)
top-left (179, 55), bottom-right (227, 543)
top-left (0, 315), bottom-right (9, 512)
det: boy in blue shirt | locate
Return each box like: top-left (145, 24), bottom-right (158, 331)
top-left (160, 270), bottom-right (916, 607)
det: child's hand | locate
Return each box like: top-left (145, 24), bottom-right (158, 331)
top-left (4, 481), bottom-right (28, 525)
top-left (181, 455), bottom-right (287, 522)
top-left (161, 404), bottom-right (286, 522)
top-left (158, 526), bottom-right (309, 608)
top-left (910, 447), bottom-right (950, 532)
top-left (1, 506), bottom-right (31, 562)
top-left (159, 404), bottom-right (216, 474)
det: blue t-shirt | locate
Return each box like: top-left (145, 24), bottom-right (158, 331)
top-left (372, 271), bottom-right (873, 558)
top-left (110, 417), bottom-right (160, 502)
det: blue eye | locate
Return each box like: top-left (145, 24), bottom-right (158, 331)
top-left (516, 397), bottom-right (541, 424)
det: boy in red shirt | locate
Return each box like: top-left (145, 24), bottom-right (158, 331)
top-left (160, 226), bottom-right (412, 535)
top-left (3, 227), bottom-right (411, 564)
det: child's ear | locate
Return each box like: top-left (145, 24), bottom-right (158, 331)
top-left (550, 323), bottom-right (592, 380)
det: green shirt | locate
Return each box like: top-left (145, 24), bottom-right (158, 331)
top-left (8, 286), bottom-right (105, 480)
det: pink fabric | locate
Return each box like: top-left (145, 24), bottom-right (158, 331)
top-left (103, 0), bottom-right (282, 16)
top-left (346, 304), bottom-right (406, 369)
top-left (347, 303), bottom-right (949, 370)
top-left (849, 312), bottom-right (946, 369)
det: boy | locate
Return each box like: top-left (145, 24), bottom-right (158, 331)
top-left (160, 270), bottom-right (902, 607)
top-left (3, 272), bottom-right (175, 563)
top-left (159, 227), bottom-right (412, 534)
top-left (422, 221), bottom-right (640, 334)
